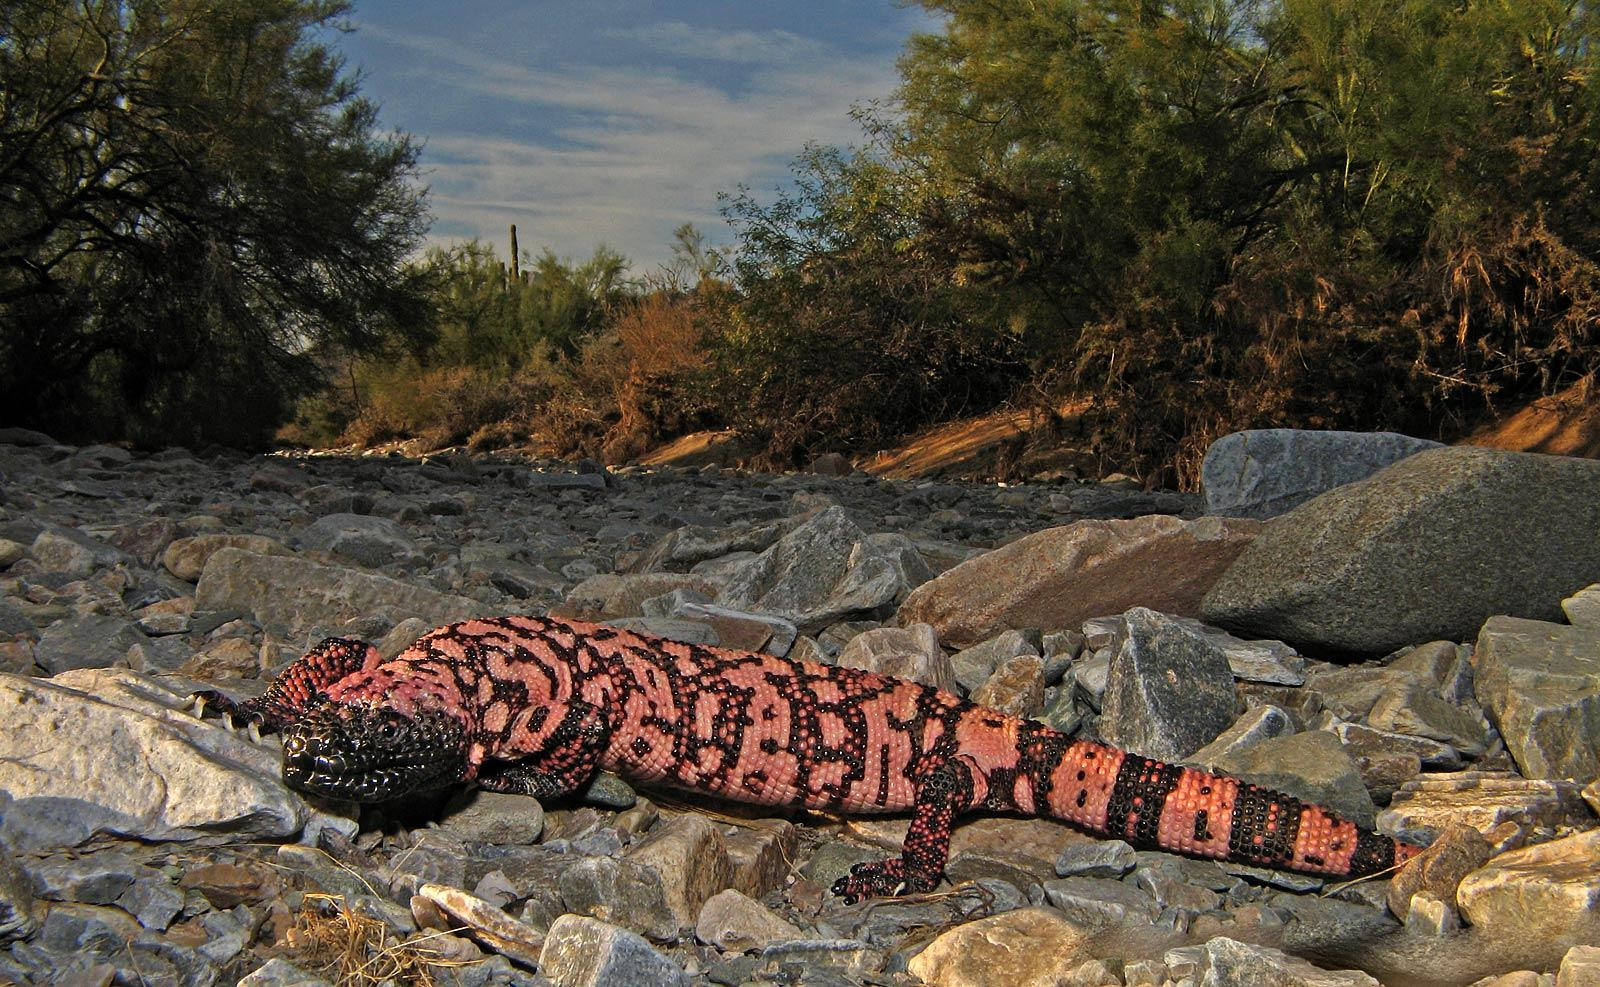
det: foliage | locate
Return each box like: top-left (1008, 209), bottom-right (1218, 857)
top-left (724, 0), bottom-right (1600, 484)
top-left (0, 0), bottom-right (430, 448)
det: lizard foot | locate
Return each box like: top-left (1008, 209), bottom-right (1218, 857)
top-left (186, 689), bottom-right (264, 736)
top-left (829, 858), bottom-right (940, 904)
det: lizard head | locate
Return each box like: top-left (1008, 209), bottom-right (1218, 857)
top-left (279, 701), bottom-right (471, 803)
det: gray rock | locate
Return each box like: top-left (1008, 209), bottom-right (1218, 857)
top-left (0, 849), bottom-right (39, 945)
top-left (1188, 705), bottom-right (1297, 765)
top-left (0, 599), bottom-right (38, 639)
top-left (161, 533), bottom-right (292, 582)
top-left (1472, 616), bottom-right (1600, 781)
top-left (1041, 875), bottom-right (1160, 925)
top-left (195, 547), bottom-right (485, 641)
top-left (717, 507), bottom-right (926, 633)
top-left (673, 602), bottom-right (798, 655)
top-left (35, 615), bottom-right (147, 674)
top-left (758, 939), bottom-right (883, 977)
top-left (971, 653), bottom-right (1047, 717)
top-left (538, 914), bottom-right (687, 987)
top-left (1560, 583), bottom-right (1600, 628)
top-left (561, 572), bottom-right (715, 620)
top-left (1366, 682), bottom-right (1489, 756)
top-left (0, 669), bottom-right (307, 846)
top-left (833, 623), bottom-right (954, 691)
top-left (523, 471), bottom-right (607, 491)
top-left (299, 512), bottom-right (421, 567)
top-left (439, 790), bottom-right (545, 845)
top-left (627, 518), bottom-right (794, 574)
top-left (1207, 731), bottom-right (1377, 830)
top-left (1203, 447), bottom-right (1600, 655)
top-left (237, 958), bottom-right (334, 987)
top-left (609, 616), bottom-right (719, 646)
top-left (626, 813), bottom-right (732, 929)
top-left (29, 526), bottom-right (130, 577)
top-left (1054, 840), bottom-right (1137, 879)
top-left (1202, 428), bottom-right (1442, 520)
top-left (950, 628), bottom-right (1041, 695)
top-left (0, 538), bottom-right (24, 568)
top-left (1101, 608), bottom-right (1240, 761)
top-left (558, 855), bottom-right (679, 942)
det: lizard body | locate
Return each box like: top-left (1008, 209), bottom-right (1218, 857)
top-left (194, 614), bottom-right (1421, 901)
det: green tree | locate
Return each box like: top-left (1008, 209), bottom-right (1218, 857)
top-left (0, 0), bottom-right (430, 448)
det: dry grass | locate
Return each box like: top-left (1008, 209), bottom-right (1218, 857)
top-left (284, 893), bottom-right (471, 987)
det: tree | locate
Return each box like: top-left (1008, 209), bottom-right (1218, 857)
top-left (0, 0), bottom-right (431, 447)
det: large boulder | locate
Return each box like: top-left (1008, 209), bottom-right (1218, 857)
top-left (1202, 447), bottom-right (1600, 655)
top-left (897, 515), bottom-right (1260, 649)
top-left (1202, 429), bottom-right (1442, 519)
top-left (194, 547), bottom-right (485, 641)
top-left (1471, 616), bottom-right (1600, 782)
top-left (0, 670), bottom-right (308, 847)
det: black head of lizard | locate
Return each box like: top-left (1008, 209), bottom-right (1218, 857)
top-left (280, 701), bottom-right (471, 803)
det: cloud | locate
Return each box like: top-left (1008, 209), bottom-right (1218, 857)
top-left (357, 20), bottom-right (907, 270)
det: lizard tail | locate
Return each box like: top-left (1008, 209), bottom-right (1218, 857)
top-left (1037, 736), bottom-right (1423, 878)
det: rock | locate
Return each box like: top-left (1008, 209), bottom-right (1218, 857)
top-left (1194, 935), bottom-right (1380, 986)
top-left (1366, 682), bottom-right (1490, 756)
top-left (695, 889), bottom-right (802, 951)
top-left (523, 471), bottom-right (606, 490)
top-left (899, 514), bottom-right (1260, 649)
top-left (559, 572), bottom-right (715, 620)
top-left (35, 614), bottom-right (147, 674)
top-left (1207, 731), bottom-right (1377, 830)
top-left (1041, 876), bottom-right (1160, 926)
top-left (724, 820), bottom-right (798, 898)
top-left (0, 669), bottom-right (306, 847)
top-left (411, 882), bottom-right (545, 969)
top-left (1457, 828), bottom-right (1600, 965)
top-left (237, 958), bottom-right (333, 987)
top-left (949, 628), bottom-right (1041, 695)
top-left (626, 518), bottom-right (794, 574)
top-left (161, 534), bottom-right (291, 582)
top-left (1559, 583), bottom-right (1600, 628)
top-left (608, 616), bottom-right (719, 646)
top-left (970, 654), bottom-right (1046, 717)
top-left (195, 547), bottom-right (485, 641)
top-left (1054, 840), bottom-right (1137, 879)
top-left (1379, 772), bottom-right (1591, 848)
top-left (0, 850), bottom-right (39, 944)
top-left (1559, 946), bottom-right (1600, 987)
top-left (1101, 607), bottom-right (1240, 761)
top-left (298, 513), bottom-right (420, 567)
top-left (0, 426), bottom-right (58, 445)
top-left (538, 914), bottom-right (686, 987)
top-left (810, 453), bottom-right (852, 476)
top-left (717, 506), bottom-right (928, 633)
top-left (438, 790), bottom-right (545, 845)
top-left (907, 907), bottom-right (1100, 986)
top-left (1386, 823), bottom-right (1494, 920)
top-left (30, 527), bottom-right (128, 577)
top-left (1202, 447), bottom-right (1600, 655)
top-left (1202, 428), bottom-right (1443, 520)
top-left (626, 813), bottom-right (732, 929)
top-left (1472, 616), bottom-right (1600, 781)
top-left (672, 602), bottom-right (798, 655)
top-left (1187, 705), bottom-right (1297, 765)
top-left (556, 856), bottom-right (679, 942)
top-left (757, 938), bottom-right (883, 978)
top-left (834, 623), bottom-right (955, 691)
top-left (0, 539), bottom-right (24, 568)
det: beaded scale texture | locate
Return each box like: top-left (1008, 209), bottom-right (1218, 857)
top-left (195, 615), bottom-right (1422, 901)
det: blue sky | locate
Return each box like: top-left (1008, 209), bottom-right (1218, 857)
top-left (334, 1), bottom-right (939, 271)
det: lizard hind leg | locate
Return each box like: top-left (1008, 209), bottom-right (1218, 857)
top-left (831, 756), bottom-right (988, 904)
top-left (190, 637), bottom-right (382, 733)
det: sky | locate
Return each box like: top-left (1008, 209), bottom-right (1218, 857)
top-left (332, 1), bottom-right (940, 272)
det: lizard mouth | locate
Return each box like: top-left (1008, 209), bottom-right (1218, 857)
top-left (280, 703), bottom-right (470, 803)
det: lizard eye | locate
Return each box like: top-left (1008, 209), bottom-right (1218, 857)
top-left (378, 720), bottom-right (400, 740)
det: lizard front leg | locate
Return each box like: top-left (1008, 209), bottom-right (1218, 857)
top-left (191, 637), bottom-right (382, 733)
top-left (476, 699), bottom-right (612, 800)
top-left (831, 755), bottom-right (989, 903)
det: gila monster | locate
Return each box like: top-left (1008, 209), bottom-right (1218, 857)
top-left (191, 614), bottom-right (1423, 901)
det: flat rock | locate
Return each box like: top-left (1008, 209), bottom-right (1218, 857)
top-left (1194, 935), bottom-right (1380, 986)
top-left (538, 914), bottom-right (686, 987)
top-left (695, 888), bottom-right (802, 952)
top-left (1207, 731), bottom-right (1377, 830)
top-left (558, 572), bottom-right (716, 621)
top-left (194, 547), bottom-right (485, 641)
top-left (1386, 823), bottom-right (1494, 920)
top-left (899, 515), bottom-right (1259, 649)
top-left (1202, 447), bottom-right (1600, 655)
top-left (1457, 828), bottom-right (1600, 967)
top-left (1202, 428), bottom-right (1442, 520)
top-left (0, 669), bottom-right (306, 847)
top-left (557, 855), bottom-right (679, 942)
top-left (833, 622), bottom-right (954, 691)
top-left (906, 907), bottom-right (1101, 986)
top-left (1472, 616), bottom-right (1600, 781)
top-left (1559, 583), bottom-right (1600, 628)
top-left (1378, 772), bottom-right (1591, 847)
top-left (673, 601), bottom-right (798, 655)
top-left (1101, 607), bottom-right (1241, 762)
top-left (35, 614), bottom-right (147, 675)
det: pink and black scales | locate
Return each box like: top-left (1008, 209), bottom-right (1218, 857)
top-left (193, 615), bottom-right (1422, 901)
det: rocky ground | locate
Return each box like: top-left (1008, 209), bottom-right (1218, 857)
top-left (0, 427), bottom-right (1596, 987)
